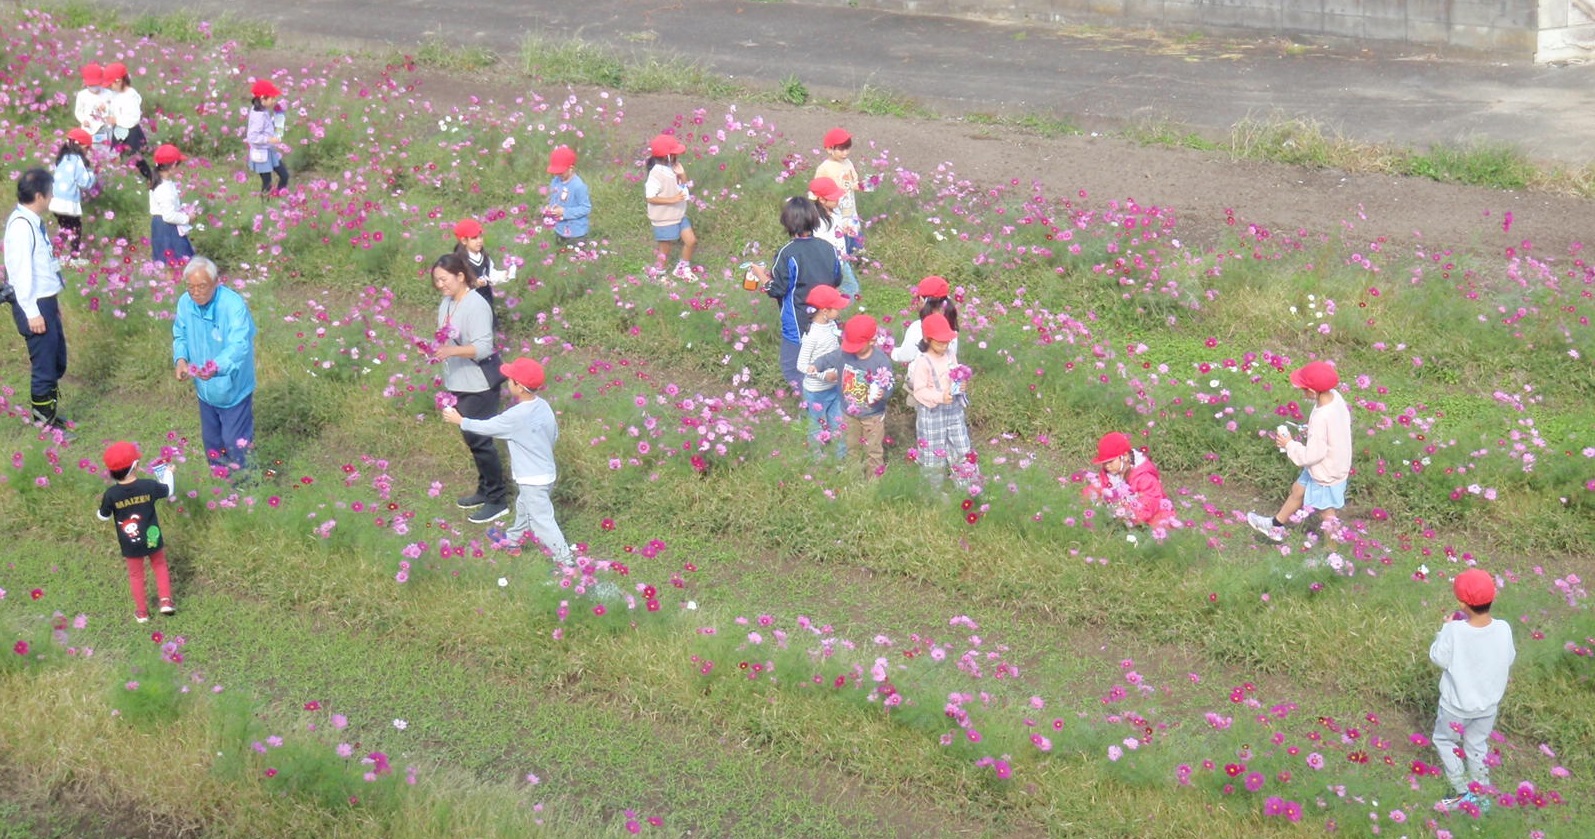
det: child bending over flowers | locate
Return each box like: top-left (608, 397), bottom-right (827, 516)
top-left (1081, 431), bottom-right (1176, 530)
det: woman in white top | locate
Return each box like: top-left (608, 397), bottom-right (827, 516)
top-left (148, 144), bottom-right (195, 265)
top-left (891, 275), bottom-right (960, 365)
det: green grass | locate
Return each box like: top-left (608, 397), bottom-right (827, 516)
top-left (850, 83), bottom-right (934, 118)
top-left (519, 33), bottom-right (744, 98)
top-left (0, 8), bottom-right (1592, 839)
top-left (408, 38), bottom-right (500, 73)
top-left (965, 111), bottom-right (1081, 138)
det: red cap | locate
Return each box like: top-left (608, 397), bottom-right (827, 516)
top-left (102, 62), bottom-right (128, 83)
top-left (251, 79), bottom-right (282, 98)
top-left (547, 145), bottom-right (577, 174)
top-left (152, 144), bottom-right (185, 166)
top-left (1092, 432), bottom-right (1133, 465)
top-left (840, 314), bottom-right (878, 353)
top-left (103, 441), bottom-right (141, 471)
top-left (500, 357), bottom-right (546, 390)
top-left (453, 218), bottom-right (483, 239)
top-left (915, 275), bottom-right (950, 298)
top-left (808, 176), bottom-right (843, 202)
top-left (1289, 360), bottom-right (1340, 393)
top-left (80, 63), bottom-right (103, 86)
top-left (648, 133), bottom-right (686, 157)
top-left (67, 128), bottom-right (93, 146)
top-left (921, 312), bottom-right (957, 343)
top-left (1454, 569), bottom-right (1496, 607)
top-left (823, 127), bottom-right (852, 148)
top-left (806, 285), bottom-right (851, 310)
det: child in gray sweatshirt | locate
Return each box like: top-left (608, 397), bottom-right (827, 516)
top-left (443, 357), bottom-right (570, 564)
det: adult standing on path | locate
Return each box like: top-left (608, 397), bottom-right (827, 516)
top-left (4, 167), bottom-right (72, 432)
top-left (432, 252), bottom-right (509, 525)
top-left (173, 256), bottom-right (257, 471)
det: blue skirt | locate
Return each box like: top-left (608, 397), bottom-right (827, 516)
top-left (248, 147), bottom-right (283, 174)
top-left (1297, 467), bottom-right (1348, 510)
top-left (151, 218), bottom-right (193, 266)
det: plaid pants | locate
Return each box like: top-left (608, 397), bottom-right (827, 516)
top-left (915, 401), bottom-right (973, 485)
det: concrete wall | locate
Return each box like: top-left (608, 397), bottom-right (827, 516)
top-left (820, 1), bottom-right (1592, 62)
top-left (1538, 0), bottom-right (1595, 61)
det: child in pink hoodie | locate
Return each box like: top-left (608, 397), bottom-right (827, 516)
top-left (1083, 432), bottom-right (1174, 529)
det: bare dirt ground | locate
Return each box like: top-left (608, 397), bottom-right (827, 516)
top-left (324, 52), bottom-right (1590, 260)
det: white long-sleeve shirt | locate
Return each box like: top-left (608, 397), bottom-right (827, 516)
top-left (4, 206), bottom-right (64, 319)
top-left (149, 181), bottom-right (191, 231)
top-left (1430, 617), bottom-right (1515, 717)
top-left (890, 317), bottom-right (959, 365)
top-left (797, 320), bottom-right (841, 393)
top-left (110, 87), bottom-right (142, 132)
top-left (75, 88), bottom-right (111, 135)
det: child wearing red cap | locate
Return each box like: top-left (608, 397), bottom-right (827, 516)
top-left (1430, 568), bottom-right (1515, 813)
top-left (96, 442), bottom-right (178, 622)
top-left (797, 285), bottom-right (851, 458)
top-left (73, 63), bottom-right (112, 146)
top-left (1082, 432), bottom-right (1174, 529)
top-left (542, 146), bottom-right (591, 245)
top-left (103, 62), bottom-right (151, 180)
top-left (442, 358), bottom-right (570, 564)
top-left (891, 275), bottom-right (961, 366)
top-left (49, 129), bottom-right (96, 258)
top-left (643, 133), bottom-right (697, 279)
top-left (814, 314), bottom-right (895, 477)
top-left (148, 144), bottom-right (196, 265)
top-left (908, 312), bottom-right (977, 489)
top-left (245, 78), bottom-right (290, 195)
top-left (450, 217), bottom-right (510, 319)
top-left (814, 127), bottom-right (862, 253)
top-left (749, 197), bottom-right (842, 388)
top-left (807, 176), bottom-right (858, 297)
top-left (1246, 360), bottom-right (1352, 542)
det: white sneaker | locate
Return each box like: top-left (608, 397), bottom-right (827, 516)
top-left (1246, 511), bottom-right (1286, 542)
top-left (671, 261), bottom-right (695, 280)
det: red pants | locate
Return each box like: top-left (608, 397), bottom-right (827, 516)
top-left (126, 549), bottom-right (172, 617)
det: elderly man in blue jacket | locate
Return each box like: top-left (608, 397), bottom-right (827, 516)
top-left (172, 256), bottom-right (257, 471)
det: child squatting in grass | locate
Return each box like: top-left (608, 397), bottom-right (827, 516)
top-left (1082, 431), bottom-right (1175, 529)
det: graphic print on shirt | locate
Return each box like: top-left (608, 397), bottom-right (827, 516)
top-left (119, 514), bottom-right (160, 550)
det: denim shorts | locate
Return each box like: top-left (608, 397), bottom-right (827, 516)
top-left (1298, 468), bottom-right (1347, 510)
top-left (652, 216), bottom-right (691, 242)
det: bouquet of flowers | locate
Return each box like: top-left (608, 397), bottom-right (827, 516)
top-left (864, 366), bottom-right (895, 406)
top-left (186, 359), bottom-right (220, 378)
top-left (947, 363), bottom-right (972, 400)
top-left (415, 324), bottom-right (454, 361)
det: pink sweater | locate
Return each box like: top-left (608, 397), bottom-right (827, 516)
top-left (1287, 391), bottom-right (1353, 485)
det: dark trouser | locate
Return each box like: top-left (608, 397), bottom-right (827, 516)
top-left (11, 295), bottom-right (68, 424)
top-left (779, 339), bottom-right (801, 392)
top-left (199, 393), bottom-right (255, 469)
top-left (54, 214), bottom-right (82, 255)
top-left (118, 125), bottom-right (151, 181)
top-left (258, 163), bottom-right (289, 193)
top-left (453, 388), bottom-right (506, 504)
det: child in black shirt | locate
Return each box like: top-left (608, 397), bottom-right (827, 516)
top-left (97, 441), bottom-right (177, 622)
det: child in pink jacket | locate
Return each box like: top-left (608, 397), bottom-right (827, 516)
top-left (1083, 432), bottom-right (1175, 529)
